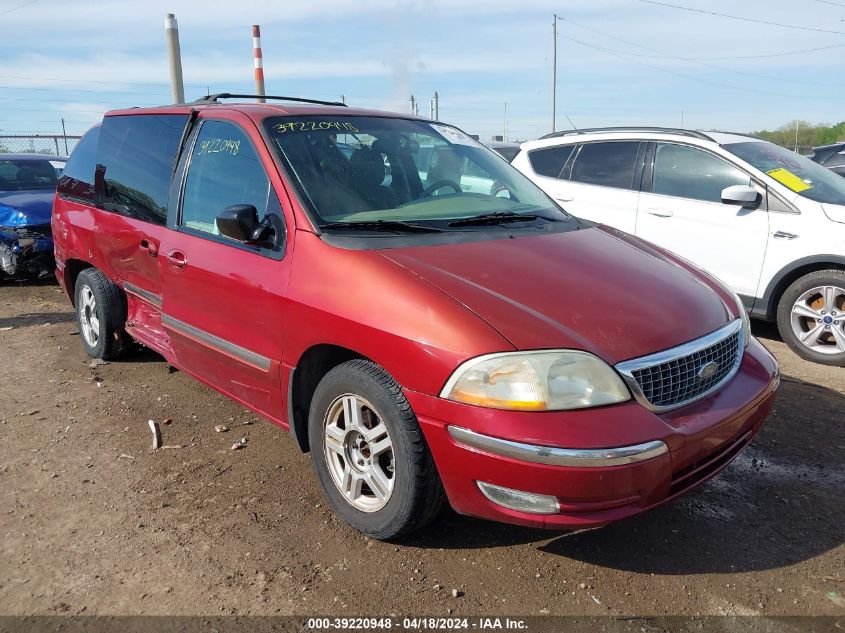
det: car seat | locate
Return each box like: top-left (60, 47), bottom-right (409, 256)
top-left (348, 148), bottom-right (397, 210)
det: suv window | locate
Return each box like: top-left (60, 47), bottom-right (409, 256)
top-left (570, 142), bottom-right (640, 189)
top-left (181, 119), bottom-right (278, 240)
top-left (57, 125), bottom-right (100, 203)
top-left (95, 114), bottom-right (187, 225)
top-left (528, 146), bottom-right (574, 179)
top-left (825, 151), bottom-right (845, 168)
top-left (651, 143), bottom-right (750, 203)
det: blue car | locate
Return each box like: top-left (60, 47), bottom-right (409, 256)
top-left (0, 153), bottom-right (66, 279)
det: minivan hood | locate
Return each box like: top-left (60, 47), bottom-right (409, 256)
top-left (382, 226), bottom-right (732, 364)
top-left (0, 190), bottom-right (54, 227)
top-left (821, 203), bottom-right (845, 225)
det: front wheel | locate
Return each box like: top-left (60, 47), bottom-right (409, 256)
top-left (308, 359), bottom-right (444, 539)
top-left (776, 269), bottom-right (845, 366)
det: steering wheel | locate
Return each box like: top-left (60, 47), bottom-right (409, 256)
top-left (423, 180), bottom-right (462, 196)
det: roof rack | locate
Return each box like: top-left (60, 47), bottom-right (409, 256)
top-left (539, 127), bottom-right (714, 142)
top-left (194, 93), bottom-right (347, 107)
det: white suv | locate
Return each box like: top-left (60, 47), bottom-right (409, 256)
top-left (512, 127), bottom-right (845, 366)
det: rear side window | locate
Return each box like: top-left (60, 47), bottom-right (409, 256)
top-left (528, 146), bottom-right (574, 178)
top-left (95, 114), bottom-right (187, 225)
top-left (57, 125), bottom-right (100, 202)
top-left (570, 142), bottom-right (641, 190)
top-left (651, 143), bottom-right (750, 203)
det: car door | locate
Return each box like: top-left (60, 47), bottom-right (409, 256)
top-left (92, 113), bottom-right (188, 352)
top-left (635, 142), bottom-right (769, 298)
top-left (557, 141), bottom-right (644, 234)
top-left (159, 114), bottom-right (293, 420)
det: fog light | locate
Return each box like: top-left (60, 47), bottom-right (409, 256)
top-left (476, 481), bottom-right (559, 514)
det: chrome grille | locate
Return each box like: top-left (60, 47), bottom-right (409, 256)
top-left (616, 320), bottom-right (744, 412)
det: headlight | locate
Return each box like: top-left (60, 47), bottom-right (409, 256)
top-left (730, 289), bottom-right (752, 348)
top-left (440, 350), bottom-right (630, 411)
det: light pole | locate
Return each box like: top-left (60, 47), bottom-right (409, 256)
top-left (552, 14), bottom-right (557, 134)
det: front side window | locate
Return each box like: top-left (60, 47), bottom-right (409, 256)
top-left (570, 142), bottom-right (641, 190)
top-left (725, 140), bottom-right (845, 206)
top-left (528, 146), bottom-right (574, 179)
top-left (263, 116), bottom-right (563, 229)
top-left (181, 120), bottom-right (276, 238)
top-left (95, 114), bottom-right (187, 225)
top-left (0, 158), bottom-right (60, 192)
top-left (651, 143), bottom-right (750, 203)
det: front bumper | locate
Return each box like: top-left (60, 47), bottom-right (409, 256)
top-left (0, 227), bottom-right (54, 279)
top-left (405, 338), bottom-right (779, 529)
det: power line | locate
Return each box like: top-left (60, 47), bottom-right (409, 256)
top-left (637, 0), bottom-right (845, 34)
top-left (561, 33), bottom-right (839, 101)
top-left (0, 0), bottom-right (38, 16)
top-left (811, 0), bottom-right (845, 8)
top-left (558, 17), bottom-right (842, 87)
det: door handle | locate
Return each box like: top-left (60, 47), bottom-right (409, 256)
top-left (645, 208), bottom-right (674, 218)
top-left (166, 249), bottom-right (188, 272)
top-left (139, 238), bottom-right (159, 257)
top-left (555, 195), bottom-right (574, 202)
top-left (773, 231), bottom-right (798, 240)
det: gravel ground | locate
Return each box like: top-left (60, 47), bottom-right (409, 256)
top-left (0, 281), bottom-right (843, 617)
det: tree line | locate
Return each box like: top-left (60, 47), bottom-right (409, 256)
top-left (753, 120), bottom-right (845, 151)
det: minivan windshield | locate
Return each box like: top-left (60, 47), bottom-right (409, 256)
top-left (264, 116), bottom-right (563, 229)
top-left (724, 141), bottom-right (845, 206)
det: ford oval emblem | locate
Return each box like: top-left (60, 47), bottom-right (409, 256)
top-left (697, 361), bottom-right (719, 381)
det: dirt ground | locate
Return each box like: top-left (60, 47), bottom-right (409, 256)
top-left (0, 280), bottom-right (843, 618)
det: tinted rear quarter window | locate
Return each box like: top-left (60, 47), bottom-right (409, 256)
top-left (825, 151), bottom-right (845, 168)
top-left (95, 114), bottom-right (187, 225)
top-left (528, 145), bottom-right (574, 178)
top-left (57, 125), bottom-right (100, 202)
top-left (570, 141), bottom-right (641, 189)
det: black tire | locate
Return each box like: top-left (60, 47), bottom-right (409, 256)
top-left (776, 269), bottom-right (845, 367)
top-left (74, 268), bottom-right (128, 360)
top-left (308, 359), bottom-right (445, 539)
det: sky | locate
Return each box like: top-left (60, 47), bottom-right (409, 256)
top-left (0, 0), bottom-right (843, 142)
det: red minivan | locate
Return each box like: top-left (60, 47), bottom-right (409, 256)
top-left (52, 95), bottom-right (779, 539)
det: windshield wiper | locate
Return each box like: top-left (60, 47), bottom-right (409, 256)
top-left (448, 211), bottom-right (541, 227)
top-left (319, 220), bottom-right (443, 233)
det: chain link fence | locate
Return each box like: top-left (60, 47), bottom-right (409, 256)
top-left (0, 134), bottom-right (82, 157)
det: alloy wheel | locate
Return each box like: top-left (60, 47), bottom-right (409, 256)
top-left (789, 284), bottom-right (845, 355)
top-left (78, 285), bottom-right (100, 348)
top-left (323, 393), bottom-right (395, 512)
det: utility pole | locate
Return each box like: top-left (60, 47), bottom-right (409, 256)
top-left (504, 102), bottom-right (508, 142)
top-left (681, 110), bottom-right (685, 128)
top-left (433, 91), bottom-right (439, 121)
top-left (341, 95), bottom-right (346, 105)
top-left (253, 25), bottom-right (265, 103)
top-left (409, 95), bottom-right (416, 115)
top-left (551, 14), bottom-right (557, 134)
top-left (164, 14), bottom-right (185, 104)
top-left (61, 118), bottom-right (68, 154)
top-left (794, 120), bottom-right (800, 152)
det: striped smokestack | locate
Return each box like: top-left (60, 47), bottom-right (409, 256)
top-left (253, 24), bottom-right (265, 103)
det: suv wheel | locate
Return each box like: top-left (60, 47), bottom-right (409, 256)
top-left (308, 359), bottom-right (445, 539)
top-left (776, 269), bottom-right (845, 366)
top-left (74, 268), bottom-right (128, 360)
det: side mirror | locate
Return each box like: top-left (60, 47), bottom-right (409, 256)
top-left (721, 184), bottom-right (760, 209)
top-left (216, 204), bottom-right (284, 248)
top-left (217, 204), bottom-right (261, 242)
